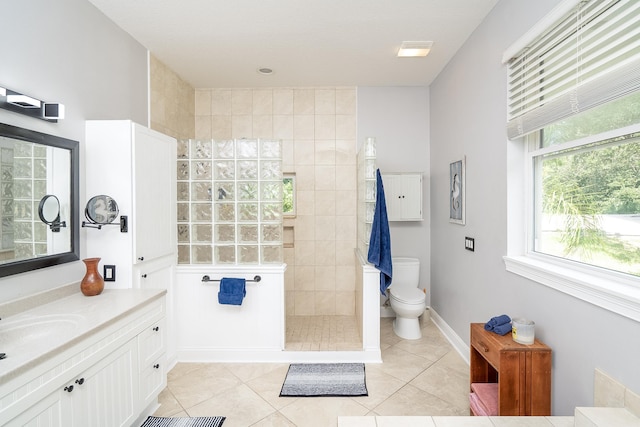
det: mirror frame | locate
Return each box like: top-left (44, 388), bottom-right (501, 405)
top-left (0, 122), bottom-right (80, 278)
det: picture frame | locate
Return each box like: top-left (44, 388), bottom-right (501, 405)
top-left (449, 157), bottom-right (465, 225)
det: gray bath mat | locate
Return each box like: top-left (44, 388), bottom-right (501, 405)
top-left (279, 363), bottom-right (368, 397)
top-left (140, 416), bottom-right (225, 427)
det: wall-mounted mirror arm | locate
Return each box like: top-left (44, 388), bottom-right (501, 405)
top-left (82, 195), bottom-right (128, 232)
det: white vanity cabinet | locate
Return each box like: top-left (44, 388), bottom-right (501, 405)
top-left (381, 173), bottom-right (423, 221)
top-left (0, 291), bottom-right (166, 427)
top-left (85, 120), bottom-right (177, 289)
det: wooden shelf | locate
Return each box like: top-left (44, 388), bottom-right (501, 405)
top-left (469, 323), bottom-right (552, 416)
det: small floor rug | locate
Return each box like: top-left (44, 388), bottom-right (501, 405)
top-left (140, 416), bottom-right (225, 427)
top-left (279, 363), bottom-right (368, 397)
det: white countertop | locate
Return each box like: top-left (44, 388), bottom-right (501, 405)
top-left (0, 287), bottom-right (166, 383)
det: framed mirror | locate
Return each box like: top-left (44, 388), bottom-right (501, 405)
top-left (0, 122), bottom-right (79, 278)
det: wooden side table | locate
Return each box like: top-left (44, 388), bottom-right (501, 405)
top-left (470, 323), bottom-right (552, 416)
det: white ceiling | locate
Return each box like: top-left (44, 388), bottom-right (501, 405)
top-left (87, 0), bottom-right (499, 89)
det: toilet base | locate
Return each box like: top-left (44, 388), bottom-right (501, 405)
top-left (393, 316), bottom-right (422, 340)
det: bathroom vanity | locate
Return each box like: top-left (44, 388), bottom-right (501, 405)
top-left (0, 288), bottom-right (166, 426)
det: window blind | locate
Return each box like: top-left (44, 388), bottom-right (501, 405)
top-left (506, 0), bottom-right (640, 139)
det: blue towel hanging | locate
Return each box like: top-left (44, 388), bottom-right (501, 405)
top-left (367, 169), bottom-right (393, 296)
top-left (218, 277), bottom-right (246, 305)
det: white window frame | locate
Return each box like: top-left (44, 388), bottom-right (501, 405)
top-left (505, 125), bottom-right (640, 323)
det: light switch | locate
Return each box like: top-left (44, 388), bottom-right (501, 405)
top-left (465, 237), bottom-right (475, 252)
top-left (104, 265), bottom-right (116, 281)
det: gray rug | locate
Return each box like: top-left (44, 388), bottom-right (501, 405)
top-left (279, 363), bottom-right (368, 397)
top-left (140, 416), bottom-right (225, 427)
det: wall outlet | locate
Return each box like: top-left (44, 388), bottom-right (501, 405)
top-left (104, 265), bottom-right (116, 281)
top-left (465, 237), bottom-right (475, 252)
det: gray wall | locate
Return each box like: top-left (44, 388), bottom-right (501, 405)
top-left (430, 0), bottom-right (640, 415)
top-left (0, 0), bottom-right (148, 302)
top-left (357, 87), bottom-right (431, 304)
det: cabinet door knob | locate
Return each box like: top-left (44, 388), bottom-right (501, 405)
top-left (75, 378), bottom-right (85, 385)
top-left (153, 326), bottom-right (160, 332)
top-left (64, 385), bottom-right (74, 392)
top-left (138, 256), bottom-right (145, 261)
top-left (141, 274), bottom-right (148, 278)
top-left (153, 364), bottom-right (160, 369)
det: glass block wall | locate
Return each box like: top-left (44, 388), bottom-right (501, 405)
top-left (5, 140), bottom-right (48, 260)
top-left (177, 138), bottom-right (283, 265)
top-left (357, 137), bottom-right (377, 256)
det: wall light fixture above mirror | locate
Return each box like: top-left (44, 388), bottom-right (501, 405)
top-left (0, 85), bottom-right (65, 122)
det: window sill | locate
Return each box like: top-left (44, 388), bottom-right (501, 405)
top-left (503, 255), bottom-right (640, 323)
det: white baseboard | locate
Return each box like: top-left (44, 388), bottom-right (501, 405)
top-left (429, 308), bottom-right (470, 365)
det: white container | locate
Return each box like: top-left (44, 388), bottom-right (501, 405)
top-left (512, 318), bottom-right (535, 345)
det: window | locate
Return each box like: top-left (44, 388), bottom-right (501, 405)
top-left (283, 173), bottom-right (296, 217)
top-left (504, 0), bottom-right (640, 321)
top-left (529, 92), bottom-right (640, 277)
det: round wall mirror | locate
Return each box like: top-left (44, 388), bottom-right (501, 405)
top-left (38, 194), bottom-right (66, 232)
top-left (85, 195), bottom-right (119, 225)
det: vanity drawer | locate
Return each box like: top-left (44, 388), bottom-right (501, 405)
top-left (470, 325), bottom-right (501, 370)
top-left (138, 317), bottom-right (166, 368)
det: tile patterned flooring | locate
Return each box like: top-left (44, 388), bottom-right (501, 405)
top-left (285, 315), bottom-right (362, 351)
top-left (153, 317), bottom-right (470, 427)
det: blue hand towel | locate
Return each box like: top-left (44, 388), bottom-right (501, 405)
top-left (367, 169), bottom-right (392, 296)
top-left (218, 277), bottom-right (246, 305)
top-left (484, 314), bottom-right (511, 335)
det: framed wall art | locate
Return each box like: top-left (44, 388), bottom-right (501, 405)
top-left (449, 157), bottom-right (465, 225)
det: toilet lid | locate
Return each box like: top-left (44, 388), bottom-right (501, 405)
top-left (390, 287), bottom-right (425, 304)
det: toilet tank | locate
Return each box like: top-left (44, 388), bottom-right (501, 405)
top-left (391, 257), bottom-right (420, 288)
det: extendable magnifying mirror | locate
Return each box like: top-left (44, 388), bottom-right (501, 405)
top-left (82, 195), bottom-right (127, 231)
top-left (38, 194), bottom-right (66, 232)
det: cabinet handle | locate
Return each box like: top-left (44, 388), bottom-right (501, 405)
top-left (64, 385), bottom-right (74, 392)
top-left (153, 364), bottom-right (160, 369)
top-left (478, 341), bottom-right (490, 352)
top-left (141, 274), bottom-right (148, 278)
top-left (153, 326), bottom-right (160, 332)
top-left (138, 256), bottom-right (145, 261)
top-left (75, 378), bottom-right (85, 385)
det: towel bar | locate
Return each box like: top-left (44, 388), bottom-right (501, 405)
top-left (201, 275), bottom-right (261, 283)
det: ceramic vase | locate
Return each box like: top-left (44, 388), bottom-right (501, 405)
top-left (81, 257), bottom-right (104, 296)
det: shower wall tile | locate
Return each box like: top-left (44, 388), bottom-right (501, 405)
top-left (195, 116), bottom-right (212, 139)
top-left (294, 89), bottom-right (315, 115)
top-left (212, 89), bottom-right (232, 115)
top-left (315, 216), bottom-right (336, 241)
top-left (253, 90), bottom-right (273, 115)
top-left (253, 115), bottom-right (273, 138)
top-left (281, 140), bottom-right (295, 168)
top-left (315, 240), bottom-right (336, 265)
top-left (315, 89), bottom-right (336, 115)
top-left (212, 116), bottom-right (232, 139)
top-left (273, 115), bottom-right (294, 140)
top-left (315, 191), bottom-right (335, 216)
top-left (336, 216), bottom-right (357, 242)
top-left (232, 89), bottom-right (253, 115)
top-left (195, 90), bottom-right (212, 116)
top-left (315, 266), bottom-right (336, 291)
top-left (293, 115), bottom-right (314, 139)
top-left (294, 241), bottom-right (315, 269)
top-left (336, 191), bottom-right (356, 215)
top-left (336, 165), bottom-right (357, 190)
top-left (315, 140), bottom-right (336, 165)
top-left (336, 139), bottom-right (356, 165)
top-left (295, 167), bottom-right (315, 191)
top-left (336, 266), bottom-right (356, 290)
top-left (294, 140), bottom-right (315, 165)
top-left (336, 89), bottom-right (356, 115)
top-left (336, 240), bottom-right (356, 267)
top-left (294, 291), bottom-right (315, 315)
top-left (315, 115), bottom-right (336, 140)
top-left (336, 115), bottom-right (357, 139)
top-left (315, 291), bottom-right (335, 315)
top-left (315, 165), bottom-right (335, 190)
top-left (232, 115), bottom-right (252, 138)
top-left (273, 89), bottom-right (294, 115)
top-left (336, 291), bottom-right (356, 315)
top-left (294, 265), bottom-right (315, 291)
top-left (296, 191), bottom-right (315, 216)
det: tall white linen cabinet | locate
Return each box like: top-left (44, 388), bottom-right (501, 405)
top-left (85, 120), bottom-right (177, 362)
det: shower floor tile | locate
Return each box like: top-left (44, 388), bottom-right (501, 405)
top-left (285, 315), bottom-right (362, 350)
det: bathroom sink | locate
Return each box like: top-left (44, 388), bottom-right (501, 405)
top-left (0, 314), bottom-right (83, 353)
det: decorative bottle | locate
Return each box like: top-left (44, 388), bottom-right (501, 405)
top-left (81, 257), bottom-right (104, 296)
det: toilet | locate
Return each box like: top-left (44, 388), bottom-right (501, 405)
top-left (389, 257), bottom-right (426, 340)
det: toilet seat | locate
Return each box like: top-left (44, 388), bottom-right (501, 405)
top-left (390, 287), bottom-right (425, 304)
